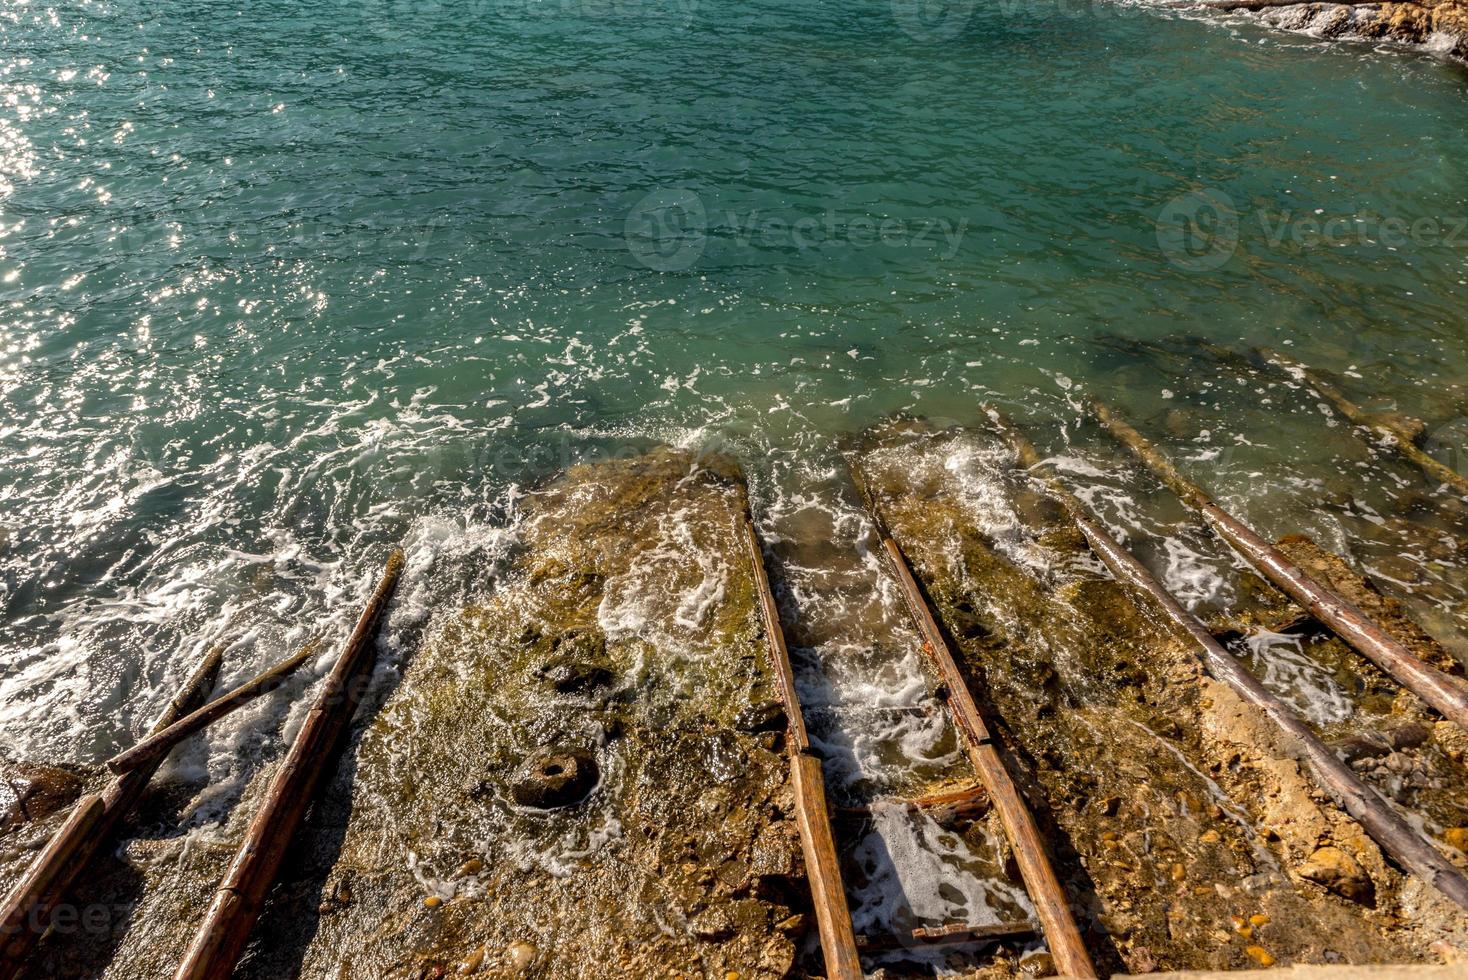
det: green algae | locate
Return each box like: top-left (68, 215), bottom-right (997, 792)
top-left (238, 447), bottom-right (800, 979)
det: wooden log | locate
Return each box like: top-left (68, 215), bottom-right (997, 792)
top-left (850, 464), bottom-right (1098, 980)
top-left (174, 549), bottom-right (405, 980)
top-left (1092, 398), bottom-right (1468, 731)
top-left (106, 638), bottom-right (322, 775)
top-left (792, 755), bottom-right (862, 980)
top-left (856, 917), bottom-right (1038, 951)
top-left (992, 408), bottom-right (1468, 913)
top-left (836, 783), bottom-right (990, 821)
top-left (0, 644), bottom-right (224, 979)
top-left (740, 517), bottom-right (811, 753)
top-left (1256, 347), bottom-right (1468, 499)
top-left (739, 514), bottom-right (862, 980)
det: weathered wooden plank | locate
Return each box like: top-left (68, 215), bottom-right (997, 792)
top-left (174, 549), bottom-right (404, 980)
top-left (740, 518), bottom-right (810, 753)
top-left (836, 782), bottom-right (990, 821)
top-left (997, 408), bottom-right (1468, 913)
top-left (739, 513), bottom-right (861, 980)
top-left (0, 643), bottom-right (224, 980)
top-left (856, 917), bottom-right (1039, 951)
top-left (1093, 397), bottom-right (1468, 731)
top-left (107, 638), bottom-right (320, 775)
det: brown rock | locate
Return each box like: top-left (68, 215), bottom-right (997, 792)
top-left (508, 746), bottom-right (599, 809)
top-left (0, 760), bottom-right (84, 829)
top-left (1365, 2), bottom-right (1431, 41)
top-left (1298, 845), bottom-right (1375, 905)
top-left (691, 908), bottom-right (735, 941)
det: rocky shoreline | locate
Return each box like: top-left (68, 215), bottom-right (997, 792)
top-left (1177, 0), bottom-right (1468, 65)
top-left (4, 431), bottom-right (1468, 977)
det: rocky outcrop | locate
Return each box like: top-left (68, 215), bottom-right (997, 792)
top-left (851, 418), bottom-right (1468, 974)
top-left (6, 448), bottom-right (805, 979)
top-left (237, 448), bottom-right (803, 978)
top-left (1233, 0), bottom-right (1468, 64)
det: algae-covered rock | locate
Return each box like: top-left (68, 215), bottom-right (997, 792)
top-left (224, 448), bottom-right (799, 978)
top-left (509, 746), bottom-right (599, 809)
top-left (850, 417), bottom-right (1467, 973)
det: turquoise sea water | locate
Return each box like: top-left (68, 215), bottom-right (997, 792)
top-left (2, 0), bottom-right (1468, 774)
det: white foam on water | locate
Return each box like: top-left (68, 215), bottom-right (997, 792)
top-left (1240, 630), bottom-right (1354, 726)
top-left (1047, 449), bottom-right (1239, 613)
top-left (598, 503), bottom-right (731, 652)
top-left (848, 803), bottom-right (1033, 935)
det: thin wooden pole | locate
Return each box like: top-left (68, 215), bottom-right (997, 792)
top-left (107, 638), bottom-right (322, 775)
top-left (850, 464), bottom-right (1098, 979)
top-left (1093, 398), bottom-right (1468, 731)
top-left (0, 644), bottom-right (224, 979)
top-left (1256, 347), bottom-right (1468, 499)
top-left (994, 408), bottom-right (1468, 913)
top-left (174, 549), bottom-right (404, 980)
top-left (739, 514), bottom-right (862, 980)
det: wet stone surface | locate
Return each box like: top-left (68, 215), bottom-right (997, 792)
top-left (234, 448), bottom-right (804, 978)
top-left (0, 760), bottom-right (85, 830)
top-left (5, 433), bottom-right (1468, 978)
top-left (852, 417), bottom-right (1468, 975)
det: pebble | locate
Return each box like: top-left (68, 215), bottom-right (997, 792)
top-left (775, 914), bottom-right (805, 934)
top-left (1199, 830), bottom-right (1221, 844)
top-left (423, 895), bottom-right (443, 909)
top-left (456, 858), bottom-right (485, 877)
top-left (1430, 939), bottom-right (1463, 964)
top-left (458, 946), bottom-right (486, 975)
top-left (1245, 945), bottom-right (1276, 967)
top-left (505, 941), bottom-right (536, 974)
top-left (1298, 845), bottom-right (1374, 905)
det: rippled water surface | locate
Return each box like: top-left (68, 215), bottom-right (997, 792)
top-left (3, 0), bottom-right (1468, 807)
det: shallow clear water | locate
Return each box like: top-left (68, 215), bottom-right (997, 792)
top-left (3, 0), bottom-right (1467, 805)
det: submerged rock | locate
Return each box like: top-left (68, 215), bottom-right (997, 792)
top-left (535, 626), bottom-right (616, 693)
top-left (0, 760), bottom-right (84, 829)
top-left (536, 654), bottom-right (615, 694)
